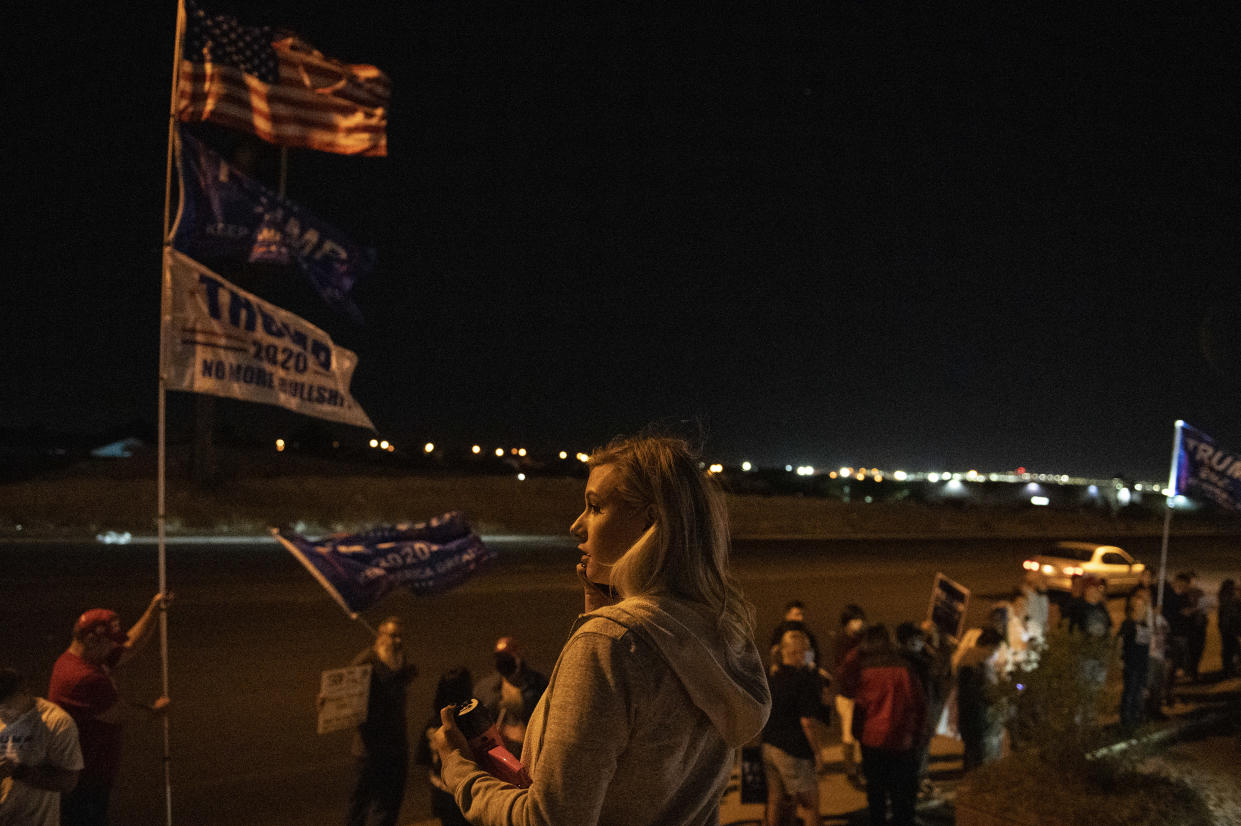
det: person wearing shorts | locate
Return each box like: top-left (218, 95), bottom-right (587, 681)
top-left (761, 629), bottom-right (825, 826)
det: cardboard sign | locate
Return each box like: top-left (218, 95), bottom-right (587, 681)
top-left (317, 664), bottom-right (371, 735)
top-left (926, 572), bottom-right (970, 643)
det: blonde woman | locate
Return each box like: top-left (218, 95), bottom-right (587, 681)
top-left (434, 434), bottom-right (771, 825)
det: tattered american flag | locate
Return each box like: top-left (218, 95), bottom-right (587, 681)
top-left (177, 0), bottom-right (390, 157)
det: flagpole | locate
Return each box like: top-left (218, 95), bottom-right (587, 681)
top-left (1155, 419), bottom-right (1184, 611)
top-left (157, 2), bottom-right (188, 824)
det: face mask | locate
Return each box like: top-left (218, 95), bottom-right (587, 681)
top-left (495, 653), bottom-right (519, 679)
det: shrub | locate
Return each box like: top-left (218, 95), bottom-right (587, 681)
top-left (959, 626), bottom-right (1212, 825)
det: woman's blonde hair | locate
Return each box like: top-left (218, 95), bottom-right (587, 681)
top-left (589, 433), bottom-right (756, 654)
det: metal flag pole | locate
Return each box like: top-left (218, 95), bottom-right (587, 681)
top-left (1155, 419), bottom-right (1185, 611)
top-left (156, 2), bottom-right (189, 823)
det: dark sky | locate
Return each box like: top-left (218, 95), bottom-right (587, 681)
top-left (8, 3), bottom-right (1240, 478)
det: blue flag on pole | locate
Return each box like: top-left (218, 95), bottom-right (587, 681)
top-left (173, 130), bottom-right (374, 322)
top-left (1176, 424), bottom-right (1241, 511)
top-left (272, 512), bottom-right (495, 617)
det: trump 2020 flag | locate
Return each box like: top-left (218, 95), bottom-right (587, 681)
top-left (173, 131), bottom-right (373, 322)
top-left (162, 249), bottom-right (374, 429)
top-left (273, 513), bottom-right (496, 617)
top-left (177, 0), bottom-right (390, 157)
top-left (1177, 424), bottom-right (1241, 511)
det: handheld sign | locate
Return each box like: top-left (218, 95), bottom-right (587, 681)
top-left (926, 572), bottom-right (970, 644)
top-left (317, 664), bottom-right (371, 735)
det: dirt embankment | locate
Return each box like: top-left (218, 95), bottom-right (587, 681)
top-left (3, 472), bottom-right (1237, 540)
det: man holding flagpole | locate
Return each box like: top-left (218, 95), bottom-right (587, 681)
top-left (48, 596), bottom-right (171, 826)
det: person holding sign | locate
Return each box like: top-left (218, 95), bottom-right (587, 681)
top-left (346, 617), bottom-right (417, 826)
top-left (432, 433), bottom-right (771, 826)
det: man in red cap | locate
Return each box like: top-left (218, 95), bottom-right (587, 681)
top-left (47, 594), bottom-right (170, 826)
top-left (473, 636), bottom-right (548, 757)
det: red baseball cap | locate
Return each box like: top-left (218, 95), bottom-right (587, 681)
top-left (74, 609), bottom-right (128, 643)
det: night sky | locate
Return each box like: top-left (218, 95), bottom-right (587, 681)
top-left (8, 3), bottom-right (1240, 478)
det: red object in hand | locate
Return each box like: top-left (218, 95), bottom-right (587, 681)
top-left (455, 699), bottom-right (533, 788)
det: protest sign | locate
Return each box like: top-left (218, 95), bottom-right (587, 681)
top-left (926, 572), bottom-right (970, 643)
top-left (317, 663), bottom-right (371, 734)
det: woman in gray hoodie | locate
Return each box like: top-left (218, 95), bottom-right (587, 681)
top-left (434, 433), bottom-right (772, 825)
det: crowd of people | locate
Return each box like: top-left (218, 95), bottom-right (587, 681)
top-left (752, 563), bottom-right (1241, 826)
top-left (5, 429), bottom-right (1240, 826)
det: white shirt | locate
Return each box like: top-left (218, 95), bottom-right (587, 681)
top-left (0, 698), bottom-right (84, 826)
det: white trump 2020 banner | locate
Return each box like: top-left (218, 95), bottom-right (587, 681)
top-left (163, 250), bottom-right (374, 429)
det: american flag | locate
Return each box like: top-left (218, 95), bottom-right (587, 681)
top-left (177, 1), bottom-right (390, 157)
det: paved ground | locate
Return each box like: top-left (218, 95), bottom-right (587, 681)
top-left (2, 533), bottom-right (1236, 824)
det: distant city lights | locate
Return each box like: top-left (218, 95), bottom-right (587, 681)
top-left (271, 437), bottom-right (1168, 501)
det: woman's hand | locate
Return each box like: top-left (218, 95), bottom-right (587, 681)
top-left (432, 705), bottom-right (474, 765)
top-left (576, 561), bottom-right (617, 612)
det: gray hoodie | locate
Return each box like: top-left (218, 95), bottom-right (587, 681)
top-left (443, 595), bottom-right (771, 826)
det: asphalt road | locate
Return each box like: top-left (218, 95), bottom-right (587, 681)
top-left (3, 532), bottom-right (1237, 825)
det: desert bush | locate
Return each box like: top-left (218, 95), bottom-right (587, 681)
top-left (959, 626), bottom-right (1212, 825)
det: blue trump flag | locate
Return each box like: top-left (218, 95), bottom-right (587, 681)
top-left (1177, 424), bottom-right (1241, 511)
top-left (173, 130), bottom-right (375, 322)
top-left (272, 512), bottom-right (495, 617)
